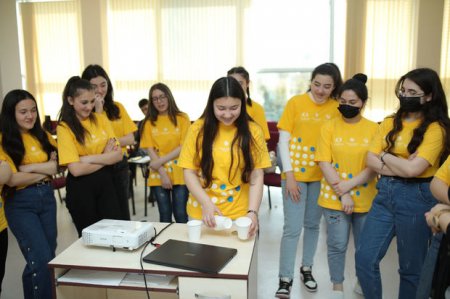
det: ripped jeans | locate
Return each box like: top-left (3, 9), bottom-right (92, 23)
top-left (355, 176), bottom-right (436, 299)
top-left (323, 208), bottom-right (367, 284)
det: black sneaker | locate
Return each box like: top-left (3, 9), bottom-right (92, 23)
top-left (275, 278), bottom-right (293, 298)
top-left (300, 266), bottom-right (317, 292)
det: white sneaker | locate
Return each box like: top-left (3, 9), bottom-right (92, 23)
top-left (353, 280), bottom-right (363, 295)
top-left (330, 290), bottom-right (344, 299)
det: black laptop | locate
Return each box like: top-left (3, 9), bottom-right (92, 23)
top-left (143, 239), bottom-right (238, 274)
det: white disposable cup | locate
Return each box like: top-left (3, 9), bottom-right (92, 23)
top-left (235, 216), bottom-right (252, 240)
top-left (214, 216), bottom-right (233, 231)
top-left (187, 220), bottom-right (202, 242)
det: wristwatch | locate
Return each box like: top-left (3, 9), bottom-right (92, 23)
top-left (432, 208), bottom-right (450, 231)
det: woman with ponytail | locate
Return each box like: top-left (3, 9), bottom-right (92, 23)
top-left (355, 68), bottom-right (450, 299)
top-left (276, 62), bottom-right (343, 298)
top-left (0, 89), bottom-right (58, 299)
top-left (57, 76), bottom-right (123, 236)
top-left (227, 66), bottom-right (270, 140)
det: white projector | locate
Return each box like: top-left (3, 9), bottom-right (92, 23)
top-left (82, 219), bottom-right (155, 250)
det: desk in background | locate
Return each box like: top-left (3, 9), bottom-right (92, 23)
top-left (128, 156), bottom-right (155, 217)
top-left (49, 222), bottom-right (257, 299)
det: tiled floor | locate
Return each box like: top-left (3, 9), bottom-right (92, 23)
top-left (2, 172), bottom-right (401, 298)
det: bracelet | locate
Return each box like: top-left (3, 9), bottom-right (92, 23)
top-left (380, 152), bottom-right (388, 163)
top-left (247, 210), bottom-right (258, 217)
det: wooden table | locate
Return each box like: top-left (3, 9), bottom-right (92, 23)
top-left (49, 222), bottom-right (258, 299)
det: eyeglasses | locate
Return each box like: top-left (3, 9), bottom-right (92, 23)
top-left (151, 94), bottom-right (167, 102)
top-left (398, 90), bottom-right (425, 97)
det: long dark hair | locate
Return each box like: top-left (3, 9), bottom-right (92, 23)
top-left (384, 68), bottom-right (450, 164)
top-left (309, 62), bottom-right (343, 99)
top-left (227, 66), bottom-right (252, 106)
top-left (196, 76), bottom-right (257, 187)
top-left (58, 76), bottom-right (96, 145)
top-left (147, 83), bottom-right (182, 127)
top-left (0, 89), bottom-right (56, 169)
top-left (81, 64), bottom-right (120, 120)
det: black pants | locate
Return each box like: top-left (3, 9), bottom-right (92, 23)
top-left (66, 166), bottom-right (122, 237)
top-left (113, 157), bottom-right (130, 220)
top-left (0, 228), bottom-right (7, 294)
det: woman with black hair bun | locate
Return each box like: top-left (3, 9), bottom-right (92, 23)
top-left (356, 68), bottom-right (450, 299)
top-left (315, 73), bottom-right (378, 298)
top-left (0, 89), bottom-right (58, 299)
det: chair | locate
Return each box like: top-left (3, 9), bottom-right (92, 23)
top-left (264, 121), bottom-right (281, 209)
top-left (51, 170), bottom-right (67, 203)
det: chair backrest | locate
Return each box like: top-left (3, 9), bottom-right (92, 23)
top-left (51, 171), bottom-right (66, 189)
top-left (266, 121), bottom-right (279, 152)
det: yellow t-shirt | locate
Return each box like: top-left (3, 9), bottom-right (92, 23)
top-left (0, 132), bottom-right (57, 189)
top-left (101, 102), bottom-right (137, 155)
top-left (140, 113), bottom-right (191, 186)
top-left (57, 114), bottom-right (117, 166)
top-left (0, 132), bottom-right (57, 173)
top-left (0, 196), bottom-right (5, 232)
top-left (369, 117), bottom-right (444, 178)
top-left (178, 119), bottom-right (271, 220)
top-left (247, 101), bottom-right (270, 140)
top-left (278, 93), bottom-right (340, 181)
top-left (0, 155), bottom-right (5, 231)
top-left (316, 117), bottom-right (379, 213)
top-left (435, 156), bottom-right (450, 185)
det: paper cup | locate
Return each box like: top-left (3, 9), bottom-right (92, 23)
top-left (214, 216), bottom-right (233, 231)
top-left (235, 216), bottom-right (252, 240)
top-left (187, 220), bottom-right (202, 242)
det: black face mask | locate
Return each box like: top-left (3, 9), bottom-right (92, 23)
top-left (338, 104), bottom-right (360, 119)
top-left (399, 96), bottom-right (422, 112)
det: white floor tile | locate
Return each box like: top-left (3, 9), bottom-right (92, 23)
top-left (2, 174), bottom-right (400, 298)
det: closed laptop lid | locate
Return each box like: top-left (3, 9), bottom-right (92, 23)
top-left (143, 239), bottom-right (237, 274)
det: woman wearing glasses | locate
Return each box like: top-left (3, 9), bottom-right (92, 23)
top-left (140, 83), bottom-right (191, 223)
top-left (82, 65), bottom-right (137, 220)
top-left (355, 68), bottom-right (450, 299)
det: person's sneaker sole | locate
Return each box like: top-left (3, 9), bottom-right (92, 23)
top-left (275, 293), bottom-right (290, 299)
top-left (300, 275), bottom-right (317, 292)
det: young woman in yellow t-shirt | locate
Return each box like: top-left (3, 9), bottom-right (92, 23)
top-left (275, 63), bottom-right (343, 297)
top-left (355, 68), bottom-right (450, 299)
top-left (227, 66), bottom-right (270, 140)
top-left (0, 160), bottom-right (11, 295)
top-left (57, 77), bottom-right (123, 236)
top-left (82, 65), bottom-right (137, 220)
top-left (0, 89), bottom-right (59, 299)
top-left (178, 77), bottom-right (271, 236)
top-left (316, 74), bottom-right (378, 298)
top-left (140, 83), bottom-right (191, 223)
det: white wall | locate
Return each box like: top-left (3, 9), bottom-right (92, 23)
top-left (0, 0), bottom-right (22, 102)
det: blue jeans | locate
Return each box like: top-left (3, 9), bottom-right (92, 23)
top-left (416, 232), bottom-right (443, 299)
top-left (279, 180), bottom-right (322, 279)
top-left (355, 176), bottom-right (436, 299)
top-left (5, 184), bottom-right (57, 299)
top-left (323, 208), bottom-right (367, 284)
top-left (152, 185), bottom-right (188, 223)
